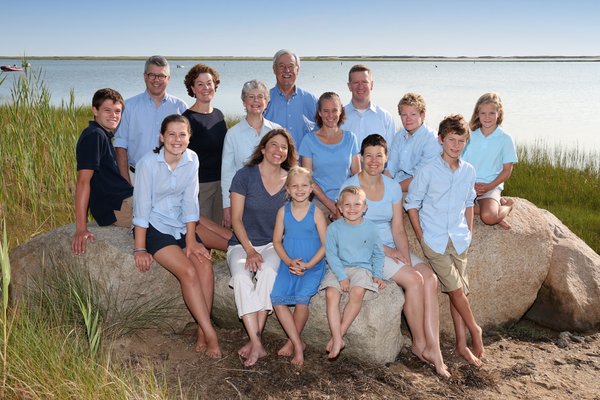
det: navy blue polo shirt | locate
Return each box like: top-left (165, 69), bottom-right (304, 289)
top-left (76, 121), bottom-right (133, 226)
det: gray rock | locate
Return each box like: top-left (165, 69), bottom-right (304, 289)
top-left (525, 210), bottom-right (600, 332)
top-left (9, 224), bottom-right (191, 332)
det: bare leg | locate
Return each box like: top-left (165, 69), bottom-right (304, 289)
top-left (390, 267), bottom-right (426, 360)
top-left (278, 304), bottom-right (309, 357)
top-left (190, 251), bottom-right (214, 350)
top-left (329, 287), bottom-right (366, 359)
top-left (325, 288), bottom-right (344, 358)
top-left (154, 246), bottom-right (221, 358)
top-left (448, 289), bottom-right (483, 366)
top-left (479, 198), bottom-right (512, 229)
top-left (240, 311), bottom-right (268, 367)
top-left (274, 305), bottom-right (305, 366)
top-left (196, 216), bottom-right (232, 251)
top-left (413, 264), bottom-right (449, 378)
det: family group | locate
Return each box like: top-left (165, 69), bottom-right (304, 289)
top-left (70, 49), bottom-right (517, 377)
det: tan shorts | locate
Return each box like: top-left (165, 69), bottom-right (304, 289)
top-left (113, 196), bottom-right (133, 228)
top-left (319, 267), bottom-right (379, 300)
top-left (199, 180), bottom-right (223, 225)
top-left (475, 186), bottom-right (502, 205)
top-left (421, 240), bottom-right (470, 294)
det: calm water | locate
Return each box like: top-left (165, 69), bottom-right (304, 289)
top-left (1, 59), bottom-right (599, 149)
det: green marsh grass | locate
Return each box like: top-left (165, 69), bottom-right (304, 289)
top-left (504, 142), bottom-right (600, 253)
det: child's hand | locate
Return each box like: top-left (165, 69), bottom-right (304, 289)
top-left (135, 251), bottom-right (154, 272)
top-left (373, 277), bottom-right (387, 289)
top-left (474, 182), bottom-right (490, 195)
top-left (245, 249), bottom-right (264, 272)
top-left (186, 240), bottom-right (211, 262)
top-left (340, 279), bottom-right (350, 293)
top-left (288, 258), bottom-right (306, 275)
top-left (71, 229), bottom-right (94, 255)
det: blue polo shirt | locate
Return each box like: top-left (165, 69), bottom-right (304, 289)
top-left (264, 85), bottom-right (318, 147)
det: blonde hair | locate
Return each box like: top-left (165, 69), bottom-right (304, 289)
top-left (469, 92), bottom-right (504, 131)
top-left (285, 166), bottom-right (314, 187)
top-left (398, 92), bottom-right (426, 115)
top-left (338, 185), bottom-right (366, 205)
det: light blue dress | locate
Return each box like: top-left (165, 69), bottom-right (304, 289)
top-left (271, 202), bottom-right (326, 305)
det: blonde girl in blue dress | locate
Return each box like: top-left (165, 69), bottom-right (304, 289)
top-left (271, 166), bottom-right (327, 366)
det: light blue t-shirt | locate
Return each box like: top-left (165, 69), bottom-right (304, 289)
top-left (387, 123), bottom-right (440, 185)
top-left (325, 218), bottom-right (384, 281)
top-left (462, 127), bottom-right (518, 190)
top-left (341, 174), bottom-right (402, 248)
top-left (114, 91), bottom-right (188, 167)
top-left (133, 148), bottom-right (199, 240)
top-left (264, 85), bottom-right (318, 147)
top-left (404, 156), bottom-right (476, 255)
top-left (299, 130), bottom-right (359, 201)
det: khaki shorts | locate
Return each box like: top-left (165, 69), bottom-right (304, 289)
top-left (113, 196), bottom-right (133, 228)
top-left (319, 267), bottom-right (380, 300)
top-left (475, 186), bottom-right (501, 205)
top-left (199, 180), bottom-right (223, 225)
top-left (421, 240), bottom-right (470, 294)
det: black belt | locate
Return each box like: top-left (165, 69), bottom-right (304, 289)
top-left (129, 165), bottom-right (135, 173)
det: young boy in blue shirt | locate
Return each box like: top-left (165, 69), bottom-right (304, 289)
top-left (405, 114), bottom-right (484, 367)
top-left (72, 88), bottom-right (133, 256)
top-left (321, 186), bottom-right (386, 359)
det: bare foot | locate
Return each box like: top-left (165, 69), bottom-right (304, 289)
top-left (195, 326), bottom-right (207, 352)
top-left (325, 337), bottom-right (333, 353)
top-left (205, 339), bottom-right (222, 359)
top-left (243, 343), bottom-right (268, 367)
top-left (411, 344), bottom-right (427, 363)
top-left (291, 347), bottom-right (304, 367)
top-left (498, 219), bottom-right (511, 230)
top-left (471, 325), bottom-right (485, 359)
top-left (238, 341), bottom-right (252, 359)
top-left (500, 197), bottom-right (514, 207)
top-left (456, 345), bottom-right (482, 367)
top-left (278, 340), bottom-right (305, 357)
top-left (422, 347), bottom-right (450, 378)
top-left (327, 338), bottom-right (346, 359)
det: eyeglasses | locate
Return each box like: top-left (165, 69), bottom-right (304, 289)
top-left (146, 73), bottom-right (168, 81)
top-left (245, 94), bottom-right (266, 101)
top-left (276, 63), bottom-right (297, 71)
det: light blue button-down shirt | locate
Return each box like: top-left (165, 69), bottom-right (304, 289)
top-left (133, 148), bottom-right (199, 240)
top-left (220, 117), bottom-right (282, 208)
top-left (341, 102), bottom-right (396, 146)
top-left (462, 127), bottom-right (518, 190)
top-left (387, 123), bottom-right (440, 185)
top-left (114, 91), bottom-right (188, 167)
top-left (404, 155), bottom-right (476, 254)
top-left (264, 85), bottom-right (318, 147)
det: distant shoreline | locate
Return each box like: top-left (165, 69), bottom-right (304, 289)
top-left (1, 55), bottom-right (599, 62)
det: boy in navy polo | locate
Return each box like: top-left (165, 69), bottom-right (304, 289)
top-left (72, 88), bottom-right (134, 255)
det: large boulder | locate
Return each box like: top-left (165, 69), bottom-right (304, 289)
top-left (212, 263), bottom-right (406, 364)
top-left (9, 224), bottom-right (191, 332)
top-left (525, 210), bottom-right (600, 331)
top-left (404, 198), bottom-right (554, 334)
top-left (9, 198), bottom-right (600, 363)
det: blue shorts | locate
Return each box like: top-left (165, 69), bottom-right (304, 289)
top-left (144, 224), bottom-right (202, 255)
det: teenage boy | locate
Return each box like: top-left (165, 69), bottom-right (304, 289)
top-left (405, 114), bottom-right (484, 367)
top-left (72, 88), bottom-right (133, 256)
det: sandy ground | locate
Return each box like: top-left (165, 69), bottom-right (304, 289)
top-left (112, 321), bottom-right (600, 400)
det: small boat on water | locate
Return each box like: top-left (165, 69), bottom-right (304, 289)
top-left (176, 64), bottom-right (185, 68)
top-left (1, 65), bottom-right (24, 72)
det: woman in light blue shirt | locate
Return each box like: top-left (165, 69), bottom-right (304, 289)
top-left (300, 91), bottom-right (360, 220)
top-left (132, 114), bottom-right (221, 359)
top-left (341, 134), bottom-right (447, 377)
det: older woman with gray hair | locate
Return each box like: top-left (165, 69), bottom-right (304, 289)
top-left (221, 79), bottom-right (282, 228)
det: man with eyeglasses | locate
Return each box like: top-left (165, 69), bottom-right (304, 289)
top-left (114, 55), bottom-right (188, 184)
top-left (264, 49), bottom-right (318, 147)
top-left (341, 64), bottom-right (396, 146)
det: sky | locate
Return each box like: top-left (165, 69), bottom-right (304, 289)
top-left (1, 0), bottom-right (599, 57)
